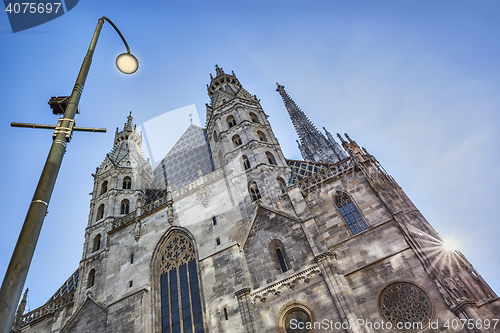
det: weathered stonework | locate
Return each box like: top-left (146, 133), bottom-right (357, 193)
top-left (18, 68), bottom-right (499, 333)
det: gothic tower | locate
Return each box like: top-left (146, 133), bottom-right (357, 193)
top-left (15, 71), bottom-right (499, 333)
top-left (276, 83), bottom-right (347, 163)
top-left (75, 112), bottom-right (152, 306)
top-left (206, 66), bottom-right (291, 211)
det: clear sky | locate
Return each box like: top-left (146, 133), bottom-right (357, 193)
top-left (1, 0), bottom-right (499, 311)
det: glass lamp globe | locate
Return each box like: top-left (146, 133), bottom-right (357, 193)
top-left (116, 53), bottom-right (139, 74)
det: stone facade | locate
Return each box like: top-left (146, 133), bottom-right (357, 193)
top-left (17, 68), bottom-right (500, 333)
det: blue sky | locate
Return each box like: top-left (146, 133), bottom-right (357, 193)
top-left (1, 1), bottom-right (499, 311)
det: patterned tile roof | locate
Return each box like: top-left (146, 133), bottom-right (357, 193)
top-left (46, 269), bottom-right (79, 303)
top-left (151, 125), bottom-right (214, 191)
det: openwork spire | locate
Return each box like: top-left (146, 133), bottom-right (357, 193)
top-left (276, 83), bottom-right (347, 163)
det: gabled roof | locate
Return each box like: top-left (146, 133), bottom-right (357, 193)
top-left (240, 203), bottom-right (301, 250)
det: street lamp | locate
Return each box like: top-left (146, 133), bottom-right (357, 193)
top-left (0, 17), bottom-right (138, 333)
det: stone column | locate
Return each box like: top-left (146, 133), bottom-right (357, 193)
top-left (315, 252), bottom-right (371, 333)
top-left (235, 288), bottom-right (256, 333)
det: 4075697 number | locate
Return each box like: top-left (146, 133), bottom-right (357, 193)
top-left (5, 2), bottom-right (62, 14)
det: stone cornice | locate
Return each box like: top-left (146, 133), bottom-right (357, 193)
top-left (249, 264), bottom-right (321, 304)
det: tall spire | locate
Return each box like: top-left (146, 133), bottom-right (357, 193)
top-left (276, 83), bottom-right (347, 164)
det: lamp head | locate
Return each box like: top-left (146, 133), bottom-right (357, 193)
top-left (116, 53), bottom-right (139, 74)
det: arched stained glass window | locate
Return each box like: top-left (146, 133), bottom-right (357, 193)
top-left (159, 232), bottom-right (205, 333)
top-left (335, 192), bottom-right (367, 235)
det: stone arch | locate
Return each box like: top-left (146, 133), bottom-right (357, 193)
top-left (275, 299), bottom-right (315, 333)
top-left (268, 239), bottom-right (291, 273)
top-left (150, 228), bottom-right (206, 333)
top-left (100, 181), bottom-right (108, 195)
top-left (92, 234), bottom-right (101, 252)
top-left (334, 190), bottom-right (368, 235)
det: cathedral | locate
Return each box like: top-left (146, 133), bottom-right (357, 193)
top-left (13, 67), bottom-right (500, 332)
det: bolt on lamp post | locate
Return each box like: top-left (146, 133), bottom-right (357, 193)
top-left (0, 17), bottom-right (138, 333)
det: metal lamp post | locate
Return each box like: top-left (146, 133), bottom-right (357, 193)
top-left (0, 17), bottom-right (138, 332)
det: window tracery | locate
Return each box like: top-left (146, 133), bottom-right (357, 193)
top-left (248, 182), bottom-right (261, 201)
top-left (249, 112), bottom-right (260, 123)
top-left (335, 192), bottom-right (367, 235)
top-left (257, 131), bottom-right (268, 142)
top-left (121, 199), bottom-right (130, 215)
top-left (123, 176), bottom-right (131, 189)
top-left (242, 155), bottom-right (251, 170)
top-left (379, 282), bottom-right (432, 332)
top-left (232, 135), bottom-right (242, 147)
top-left (158, 232), bottom-right (204, 333)
top-left (227, 115), bottom-right (236, 128)
top-left (266, 152), bottom-right (277, 165)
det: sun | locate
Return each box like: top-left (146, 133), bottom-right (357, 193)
top-left (441, 237), bottom-right (459, 252)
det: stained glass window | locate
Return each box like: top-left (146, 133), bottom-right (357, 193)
top-left (159, 233), bottom-right (205, 333)
top-left (335, 192), bottom-right (367, 235)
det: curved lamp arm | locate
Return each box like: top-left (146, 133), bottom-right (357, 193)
top-left (0, 17), bottom-right (138, 333)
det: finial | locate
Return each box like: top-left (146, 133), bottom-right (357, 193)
top-left (345, 133), bottom-right (353, 143)
top-left (188, 113), bottom-right (193, 124)
top-left (232, 70), bottom-right (235, 76)
top-left (215, 64), bottom-right (224, 76)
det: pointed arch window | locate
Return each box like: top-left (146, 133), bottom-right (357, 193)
top-left (121, 199), bottom-right (130, 215)
top-left (257, 131), bottom-right (268, 142)
top-left (266, 152), bottom-right (277, 165)
top-left (249, 112), bottom-right (260, 123)
top-left (213, 130), bottom-right (218, 142)
top-left (92, 234), bottom-right (101, 252)
top-left (269, 239), bottom-right (290, 273)
top-left (276, 248), bottom-right (288, 273)
top-left (96, 204), bottom-right (105, 221)
top-left (158, 232), bottom-right (205, 333)
top-left (248, 182), bottom-right (261, 201)
top-left (242, 155), bottom-right (251, 170)
top-left (277, 177), bottom-right (287, 194)
top-left (100, 181), bottom-right (108, 195)
top-left (335, 192), bottom-right (367, 235)
top-left (226, 115), bottom-right (237, 128)
top-left (123, 176), bottom-right (132, 189)
top-left (87, 269), bottom-right (95, 288)
top-left (232, 135), bottom-right (242, 147)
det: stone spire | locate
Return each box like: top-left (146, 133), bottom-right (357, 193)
top-left (11, 288), bottom-right (28, 333)
top-left (114, 112), bottom-right (141, 147)
top-left (276, 83), bottom-right (347, 164)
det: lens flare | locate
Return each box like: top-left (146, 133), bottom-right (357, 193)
top-left (441, 237), bottom-right (459, 252)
